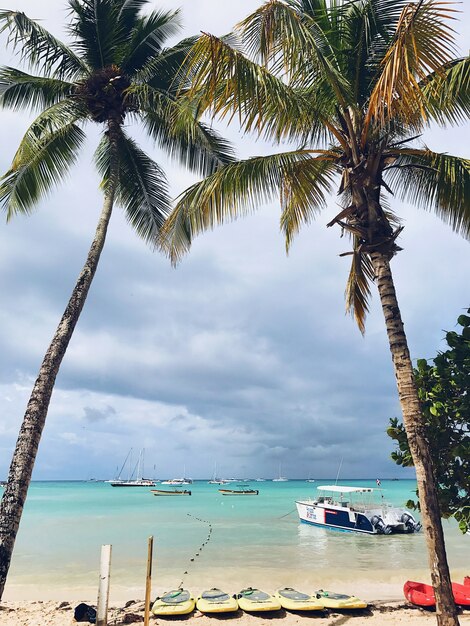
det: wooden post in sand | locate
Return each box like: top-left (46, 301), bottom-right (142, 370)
top-left (144, 536), bottom-right (154, 626)
top-left (97, 544), bottom-right (112, 626)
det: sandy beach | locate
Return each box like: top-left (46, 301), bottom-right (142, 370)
top-left (1, 597), bottom-right (470, 626)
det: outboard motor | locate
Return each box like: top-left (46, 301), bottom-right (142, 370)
top-left (401, 512), bottom-right (422, 532)
top-left (370, 515), bottom-right (387, 534)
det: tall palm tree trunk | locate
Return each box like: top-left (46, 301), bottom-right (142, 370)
top-left (0, 175), bottom-right (117, 600)
top-left (370, 251), bottom-right (459, 626)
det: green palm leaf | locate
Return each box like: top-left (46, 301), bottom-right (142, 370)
top-left (185, 33), bottom-right (333, 144)
top-left (0, 10), bottom-right (87, 79)
top-left (121, 9), bottom-right (182, 74)
top-left (385, 148), bottom-right (470, 238)
top-left (68, 0), bottom-right (124, 69)
top-left (344, 245), bottom-right (375, 335)
top-left (0, 104), bottom-right (86, 218)
top-left (0, 67), bottom-right (74, 111)
top-left (94, 129), bottom-right (170, 244)
top-left (160, 150), bottom-right (336, 263)
top-left (280, 154), bottom-right (338, 250)
top-left (421, 56), bottom-right (470, 126)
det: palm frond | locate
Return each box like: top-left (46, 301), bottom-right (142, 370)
top-left (364, 0), bottom-right (458, 134)
top-left (421, 56), bottom-right (470, 126)
top-left (238, 0), bottom-right (351, 105)
top-left (141, 100), bottom-right (236, 176)
top-left (280, 154), bottom-right (338, 250)
top-left (384, 148), bottom-right (470, 238)
top-left (0, 104), bottom-right (86, 218)
top-left (0, 67), bottom-right (74, 111)
top-left (159, 150), bottom-right (332, 264)
top-left (67, 0), bottom-right (124, 69)
top-left (94, 128), bottom-right (170, 244)
top-left (135, 37), bottom-right (198, 93)
top-left (339, 0), bottom-right (408, 107)
top-left (184, 33), bottom-right (335, 144)
top-left (0, 9), bottom-right (87, 79)
top-left (121, 9), bottom-right (182, 74)
top-left (344, 245), bottom-right (375, 335)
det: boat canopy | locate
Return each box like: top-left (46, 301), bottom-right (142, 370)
top-left (317, 485), bottom-right (374, 493)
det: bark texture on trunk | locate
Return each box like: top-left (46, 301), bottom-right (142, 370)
top-left (0, 150), bottom-right (118, 599)
top-left (370, 251), bottom-right (459, 626)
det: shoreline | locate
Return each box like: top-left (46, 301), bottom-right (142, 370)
top-left (1, 597), bottom-right (470, 626)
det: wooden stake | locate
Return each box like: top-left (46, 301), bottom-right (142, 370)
top-left (97, 544), bottom-right (112, 626)
top-left (144, 536), bottom-right (154, 626)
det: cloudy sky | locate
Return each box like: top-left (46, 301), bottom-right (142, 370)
top-left (0, 0), bottom-right (468, 481)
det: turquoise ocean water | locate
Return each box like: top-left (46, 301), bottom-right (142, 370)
top-left (4, 479), bottom-right (468, 600)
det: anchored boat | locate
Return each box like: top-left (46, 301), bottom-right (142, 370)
top-left (218, 486), bottom-right (259, 495)
top-left (296, 485), bottom-right (421, 535)
top-left (151, 488), bottom-right (191, 496)
top-left (108, 448), bottom-right (156, 487)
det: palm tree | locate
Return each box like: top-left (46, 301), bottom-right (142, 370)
top-left (0, 0), bottom-right (233, 598)
top-left (161, 1), bottom-right (469, 624)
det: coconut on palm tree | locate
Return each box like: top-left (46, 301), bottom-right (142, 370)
top-left (0, 0), bottom-right (233, 598)
top-left (160, 1), bottom-right (469, 624)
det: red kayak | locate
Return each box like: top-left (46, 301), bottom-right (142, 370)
top-left (453, 582), bottom-right (470, 606)
top-left (404, 581), bottom-right (435, 607)
top-left (404, 581), bottom-right (470, 607)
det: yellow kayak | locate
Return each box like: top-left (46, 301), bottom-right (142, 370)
top-left (275, 587), bottom-right (324, 611)
top-left (196, 588), bottom-right (239, 613)
top-left (315, 590), bottom-right (367, 609)
top-left (151, 589), bottom-right (195, 615)
top-left (236, 587), bottom-right (282, 612)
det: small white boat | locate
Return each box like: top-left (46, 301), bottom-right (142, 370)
top-left (272, 464), bottom-right (288, 482)
top-left (161, 478), bottom-right (192, 485)
top-left (296, 485), bottom-right (421, 535)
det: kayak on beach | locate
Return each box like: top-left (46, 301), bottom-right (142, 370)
top-left (236, 587), bottom-right (282, 612)
top-left (403, 580), bottom-right (470, 608)
top-left (275, 587), bottom-right (324, 611)
top-left (315, 589), bottom-right (368, 609)
top-left (151, 589), bottom-right (195, 615)
top-left (196, 588), bottom-right (239, 613)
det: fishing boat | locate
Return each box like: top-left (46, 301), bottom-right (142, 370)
top-left (296, 485), bottom-right (422, 535)
top-left (108, 449), bottom-right (156, 487)
top-left (151, 489), bottom-right (191, 496)
top-left (218, 486), bottom-right (259, 495)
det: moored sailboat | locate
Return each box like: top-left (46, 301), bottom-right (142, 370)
top-left (108, 449), bottom-right (156, 487)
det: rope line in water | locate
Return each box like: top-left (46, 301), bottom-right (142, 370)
top-left (176, 513), bottom-right (213, 588)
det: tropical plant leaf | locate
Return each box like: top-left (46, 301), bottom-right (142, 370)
top-left (364, 0), bottom-right (458, 133)
top-left (0, 67), bottom-right (74, 111)
top-left (68, 0), bottom-right (125, 69)
top-left (94, 129), bottom-right (170, 244)
top-left (384, 148), bottom-right (470, 239)
top-left (184, 32), bottom-right (334, 144)
top-left (0, 10), bottom-right (87, 79)
top-left (280, 154), bottom-right (338, 250)
top-left (421, 56), bottom-right (470, 126)
top-left (121, 9), bottom-right (182, 74)
top-left (0, 105), bottom-right (86, 218)
top-left (344, 245), bottom-right (375, 335)
top-left (160, 150), bottom-right (334, 263)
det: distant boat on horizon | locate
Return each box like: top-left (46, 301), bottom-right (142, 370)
top-left (108, 448), bottom-right (156, 487)
top-left (272, 464), bottom-right (288, 482)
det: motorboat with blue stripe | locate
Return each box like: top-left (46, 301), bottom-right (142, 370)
top-left (296, 485), bottom-right (421, 535)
